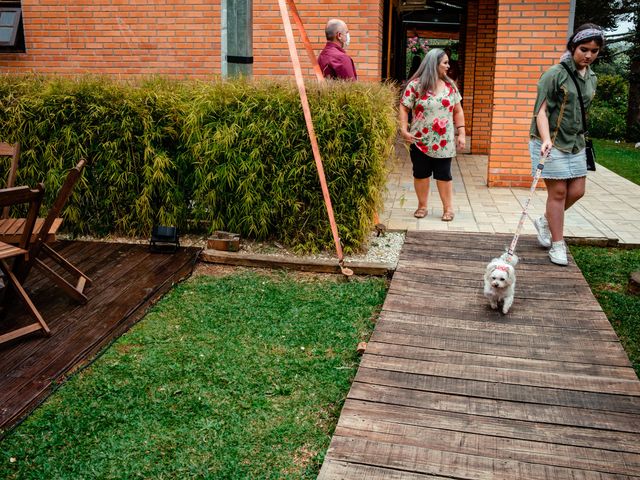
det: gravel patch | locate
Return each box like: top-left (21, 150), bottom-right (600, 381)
top-left (346, 231), bottom-right (405, 266)
top-left (62, 231), bottom-right (405, 268)
top-left (240, 231), bottom-right (405, 267)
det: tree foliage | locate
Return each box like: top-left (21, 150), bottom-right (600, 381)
top-left (576, 0), bottom-right (640, 139)
top-left (575, 0), bottom-right (626, 31)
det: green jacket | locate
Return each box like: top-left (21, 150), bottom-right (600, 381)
top-left (529, 61), bottom-right (598, 153)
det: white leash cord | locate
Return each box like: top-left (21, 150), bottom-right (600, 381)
top-left (505, 151), bottom-right (549, 262)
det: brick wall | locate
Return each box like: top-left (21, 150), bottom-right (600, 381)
top-left (462, 0), bottom-right (478, 138)
top-left (1, 1), bottom-right (221, 77)
top-left (253, 0), bottom-right (383, 82)
top-left (463, 0), bottom-right (497, 154)
top-left (0, 1), bottom-right (382, 81)
top-left (1, 0), bottom-right (571, 187)
top-left (487, 0), bottom-right (570, 187)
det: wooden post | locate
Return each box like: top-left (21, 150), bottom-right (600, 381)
top-left (277, 0), bottom-right (345, 264)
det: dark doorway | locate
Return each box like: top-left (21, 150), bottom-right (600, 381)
top-left (383, 0), bottom-right (466, 90)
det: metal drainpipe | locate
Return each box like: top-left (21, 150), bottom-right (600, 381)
top-left (568, 0), bottom-right (576, 37)
top-left (222, 0), bottom-right (253, 78)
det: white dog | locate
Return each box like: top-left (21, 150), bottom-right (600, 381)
top-left (483, 253), bottom-right (518, 314)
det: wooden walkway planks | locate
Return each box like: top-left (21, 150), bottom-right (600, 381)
top-left (319, 231), bottom-right (640, 479)
top-left (0, 241), bottom-right (199, 433)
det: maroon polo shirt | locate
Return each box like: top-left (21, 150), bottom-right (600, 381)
top-left (317, 42), bottom-right (357, 80)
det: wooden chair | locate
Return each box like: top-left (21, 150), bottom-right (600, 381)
top-left (0, 184), bottom-right (50, 345)
top-left (0, 142), bottom-right (20, 219)
top-left (0, 159), bottom-right (92, 304)
top-left (1, 144), bottom-right (60, 244)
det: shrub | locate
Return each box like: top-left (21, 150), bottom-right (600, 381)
top-left (590, 74), bottom-right (628, 140)
top-left (592, 74), bottom-right (628, 111)
top-left (589, 105), bottom-right (626, 140)
top-left (0, 76), bottom-right (397, 252)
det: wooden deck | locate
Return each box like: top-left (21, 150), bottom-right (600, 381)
top-left (320, 231), bottom-right (640, 479)
top-left (0, 241), bottom-right (199, 433)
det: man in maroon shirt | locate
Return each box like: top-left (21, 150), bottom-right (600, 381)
top-left (317, 19), bottom-right (357, 80)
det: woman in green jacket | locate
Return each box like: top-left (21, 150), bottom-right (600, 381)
top-left (530, 23), bottom-right (604, 266)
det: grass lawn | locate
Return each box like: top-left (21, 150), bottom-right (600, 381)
top-left (0, 270), bottom-right (387, 479)
top-left (571, 246), bottom-right (640, 376)
top-left (587, 142), bottom-right (640, 374)
top-left (592, 138), bottom-right (640, 185)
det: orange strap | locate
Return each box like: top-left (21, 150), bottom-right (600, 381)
top-left (277, 0), bottom-right (344, 263)
top-left (285, 0), bottom-right (324, 83)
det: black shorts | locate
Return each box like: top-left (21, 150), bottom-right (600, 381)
top-left (410, 144), bottom-right (452, 181)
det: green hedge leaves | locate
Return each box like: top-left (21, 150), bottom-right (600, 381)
top-left (0, 76), bottom-right (397, 252)
top-left (589, 73), bottom-right (628, 140)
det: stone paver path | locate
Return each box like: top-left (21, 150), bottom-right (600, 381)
top-left (382, 142), bottom-right (640, 246)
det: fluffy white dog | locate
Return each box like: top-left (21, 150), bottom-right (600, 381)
top-left (483, 253), bottom-right (518, 314)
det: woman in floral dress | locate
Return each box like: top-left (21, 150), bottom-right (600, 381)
top-left (399, 48), bottom-right (466, 221)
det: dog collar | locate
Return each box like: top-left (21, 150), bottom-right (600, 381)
top-left (495, 265), bottom-right (509, 272)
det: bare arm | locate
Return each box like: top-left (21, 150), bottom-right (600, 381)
top-left (453, 103), bottom-right (466, 151)
top-left (535, 99), bottom-right (552, 156)
top-left (398, 104), bottom-right (415, 142)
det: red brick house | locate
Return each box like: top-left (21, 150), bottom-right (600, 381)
top-left (0, 0), bottom-right (573, 187)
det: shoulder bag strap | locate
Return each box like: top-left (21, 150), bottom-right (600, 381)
top-left (560, 62), bottom-right (589, 136)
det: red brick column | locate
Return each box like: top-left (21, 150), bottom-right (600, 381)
top-left (461, 0), bottom-right (497, 154)
top-left (462, 0), bottom-right (479, 138)
top-left (470, 0), bottom-right (497, 154)
top-left (253, 0), bottom-right (383, 82)
top-left (487, 0), bottom-right (570, 187)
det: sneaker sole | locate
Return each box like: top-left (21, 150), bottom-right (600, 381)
top-left (533, 221), bottom-right (551, 248)
top-left (537, 236), bottom-right (551, 248)
top-left (549, 257), bottom-right (568, 266)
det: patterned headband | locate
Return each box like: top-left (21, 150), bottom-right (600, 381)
top-left (560, 28), bottom-right (604, 62)
top-left (571, 28), bottom-right (604, 45)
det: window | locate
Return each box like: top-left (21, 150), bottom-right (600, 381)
top-left (0, 8), bottom-right (21, 46)
top-left (0, 1), bottom-right (24, 53)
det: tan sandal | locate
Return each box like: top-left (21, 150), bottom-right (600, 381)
top-left (414, 207), bottom-right (428, 218)
top-left (441, 211), bottom-right (455, 222)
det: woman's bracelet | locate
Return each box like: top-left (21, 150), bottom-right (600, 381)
top-left (456, 125), bottom-right (465, 130)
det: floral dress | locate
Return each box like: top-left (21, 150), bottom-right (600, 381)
top-left (401, 79), bottom-right (461, 158)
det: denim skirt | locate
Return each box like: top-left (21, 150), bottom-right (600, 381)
top-left (529, 139), bottom-right (587, 180)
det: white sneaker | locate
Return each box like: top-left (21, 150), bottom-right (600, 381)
top-left (549, 241), bottom-right (568, 266)
top-left (533, 216), bottom-right (551, 248)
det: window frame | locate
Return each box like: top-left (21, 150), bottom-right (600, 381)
top-left (0, 7), bottom-right (21, 47)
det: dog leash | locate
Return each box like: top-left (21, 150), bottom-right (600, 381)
top-left (504, 150), bottom-right (549, 263)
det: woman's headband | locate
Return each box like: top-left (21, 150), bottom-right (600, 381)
top-left (560, 28), bottom-right (603, 62)
top-left (571, 28), bottom-right (604, 45)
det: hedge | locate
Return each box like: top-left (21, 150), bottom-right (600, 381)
top-left (0, 76), bottom-right (397, 252)
top-left (589, 73), bottom-right (628, 140)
